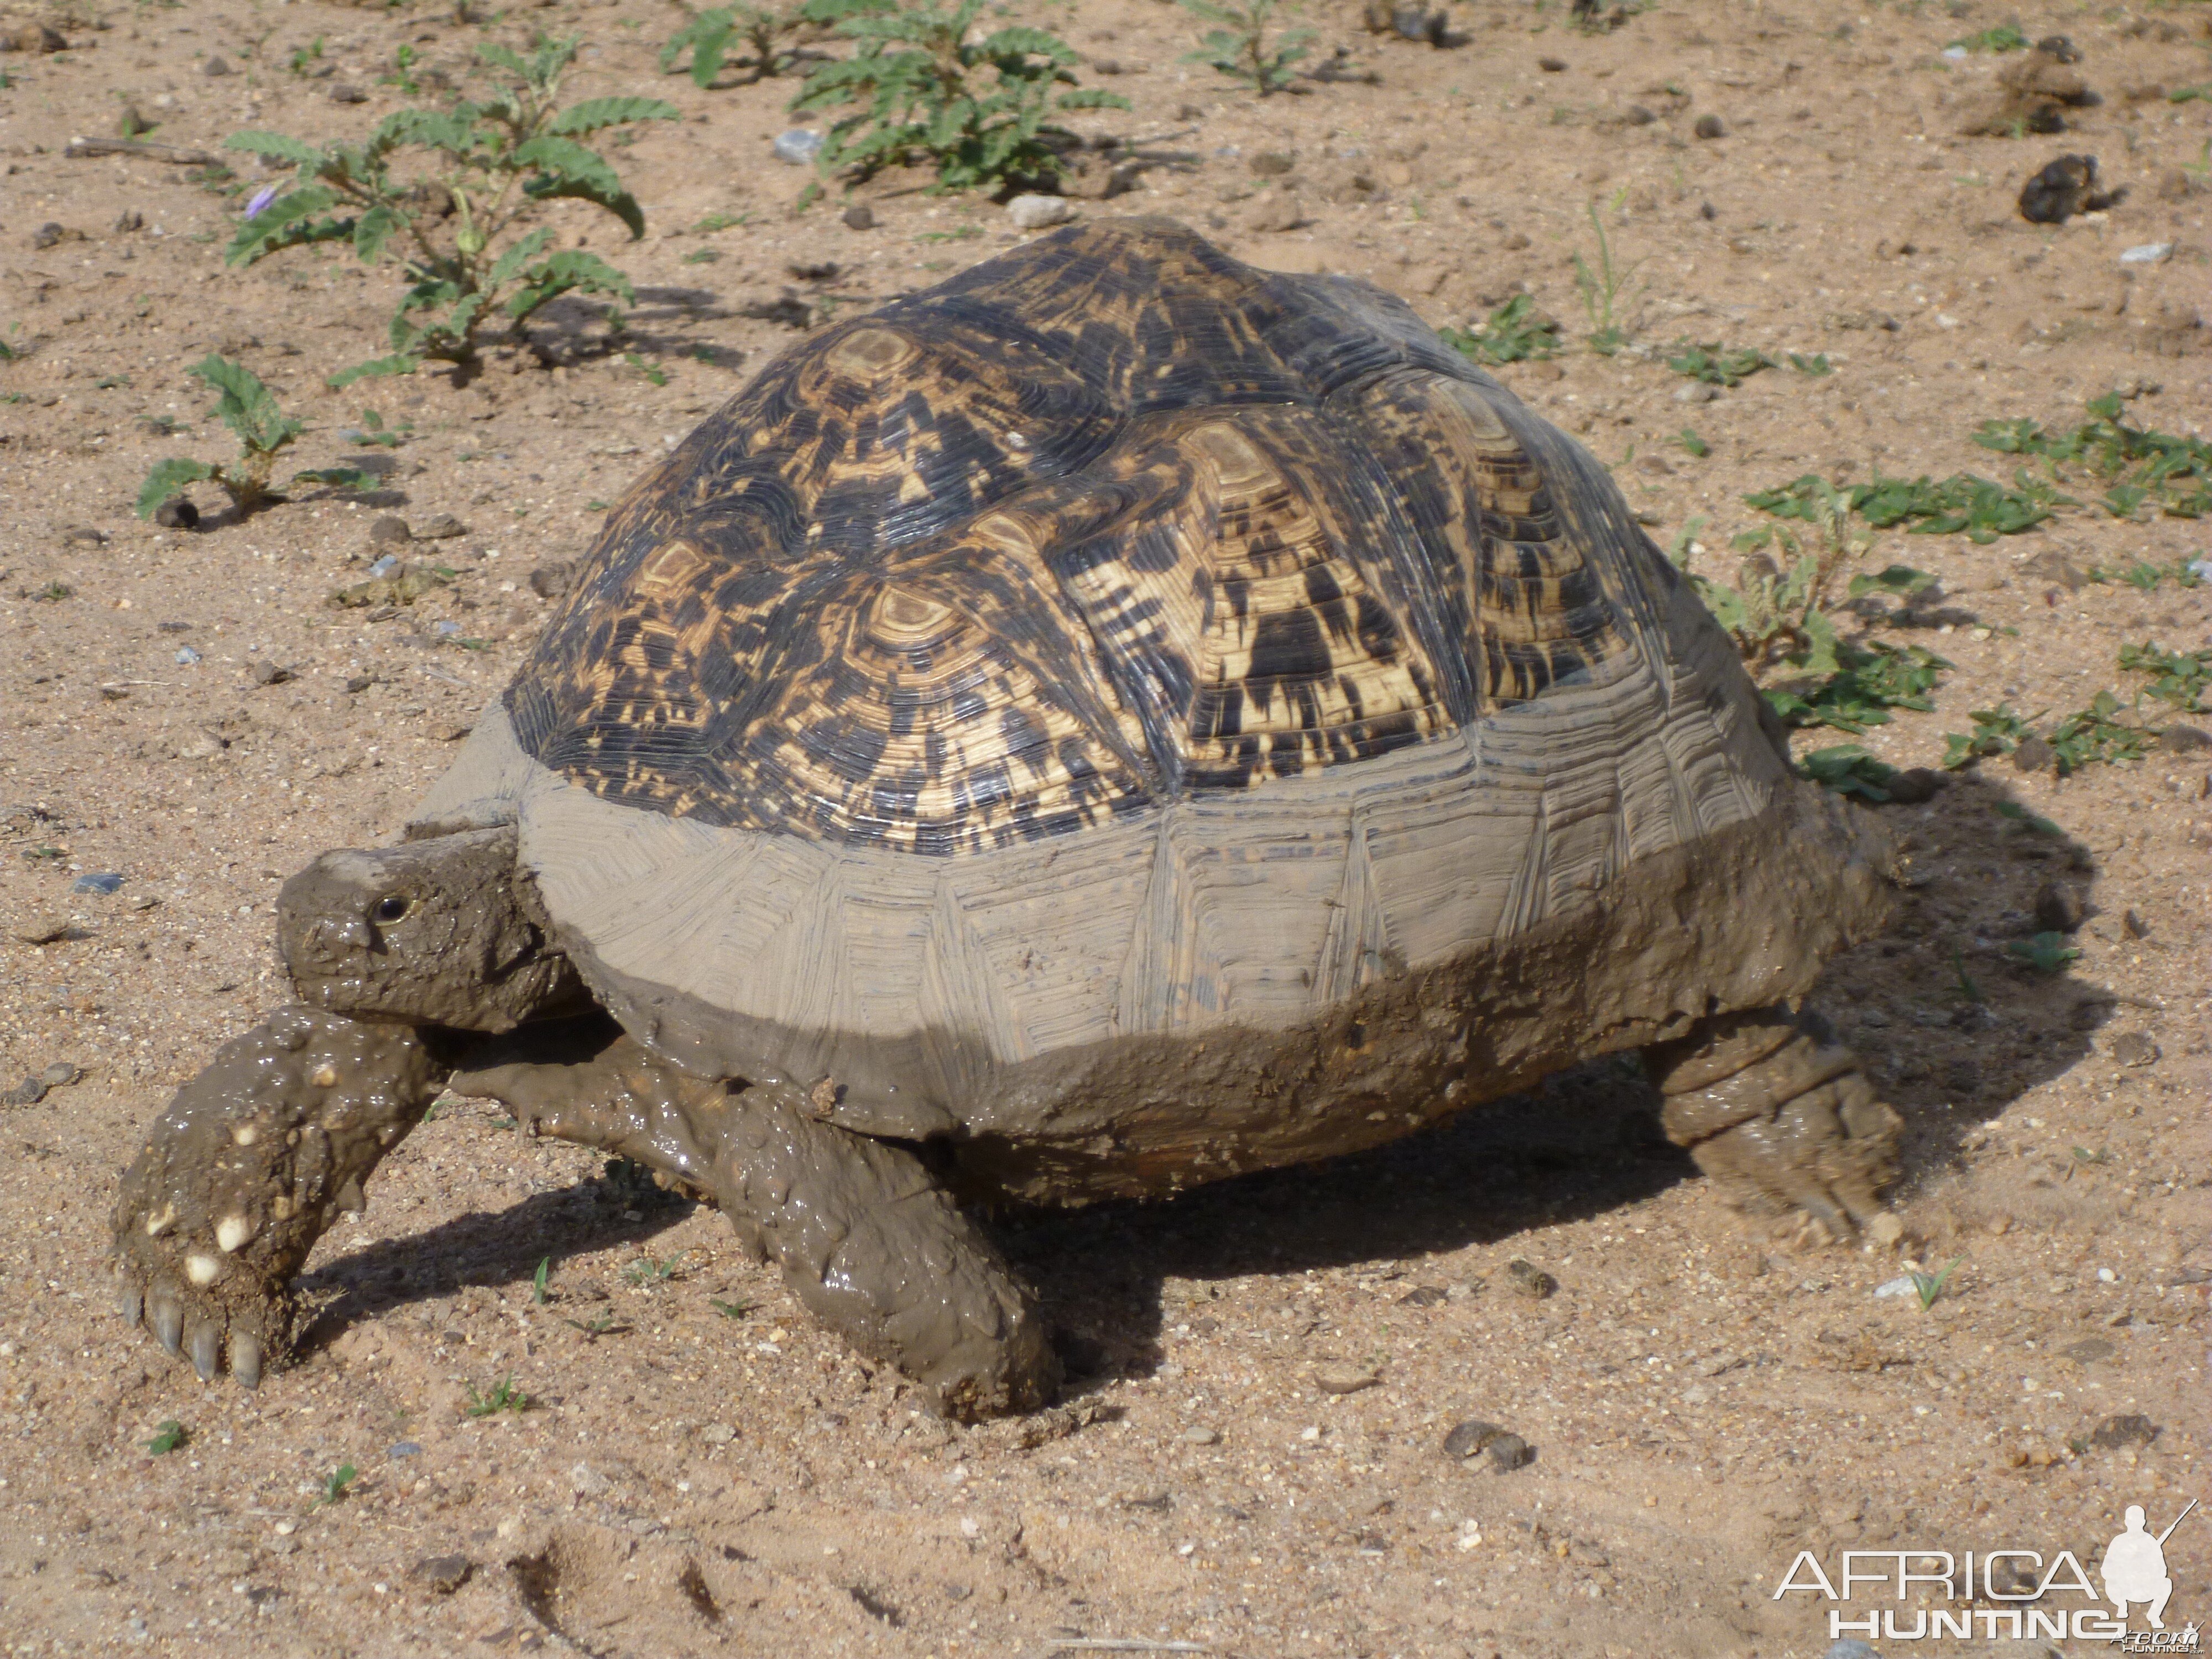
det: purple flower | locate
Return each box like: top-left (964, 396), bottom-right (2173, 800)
top-left (244, 184), bottom-right (279, 219)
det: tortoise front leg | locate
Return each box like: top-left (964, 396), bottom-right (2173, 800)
top-left (453, 1025), bottom-right (1060, 1419)
top-left (112, 1007), bottom-right (448, 1385)
top-left (1646, 1006), bottom-right (1903, 1245)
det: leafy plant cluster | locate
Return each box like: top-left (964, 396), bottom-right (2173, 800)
top-left (1667, 341), bottom-right (1774, 388)
top-left (137, 356), bottom-right (374, 520)
top-left (1975, 392), bottom-right (2212, 521)
top-left (2088, 558), bottom-right (2206, 592)
top-left (1946, 641), bottom-right (2209, 776)
top-left (663, 0), bottom-right (858, 85)
top-left (1180, 0), bottom-right (1312, 96)
top-left (1745, 469), bottom-right (2062, 544)
top-left (1442, 295), bottom-right (1562, 366)
top-left (226, 36), bottom-right (678, 383)
top-left (790, 0), bottom-right (1126, 192)
top-left (1765, 639), bottom-right (1950, 734)
top-left (2117, 642), bottom-right (2211, 714)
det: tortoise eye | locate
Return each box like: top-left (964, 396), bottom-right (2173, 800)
top-left (371, 895), bottom-right (412, 925)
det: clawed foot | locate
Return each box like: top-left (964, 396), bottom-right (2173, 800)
top-left (1650, 1007), bottom-right (1904, 1247)
top-left (112, 1006), bottom-right (445, 1385)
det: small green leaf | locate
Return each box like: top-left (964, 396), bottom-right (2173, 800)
top-left (327, 354), bottom-right (421, 390)
top-left (550, 96), bottom-right (682, 135)
top-left (189, 354), bottom-right (300, 455)
top-left (137, 457), bottom-right (216, 519)
top-left (222, 130), bottom-right (327, 169)
top-left (145, 1419), bottom-right (189, 1455)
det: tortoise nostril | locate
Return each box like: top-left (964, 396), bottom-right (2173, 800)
top-left (372, 895), bottom-right (412, 925)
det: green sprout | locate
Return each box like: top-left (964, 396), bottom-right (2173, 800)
top-left (315, 1463), bottom-right (359, 1506)
top-left (1911, 1258), bottom-right (1962, 1310)
top-left (137, 354), bottom-right (377, 520)
top-left (1180, 0), bottom-right (1312, 96)
top-left (145, 1420), bottom-right (189, 1455)
top-left (2007, 931), bottom-right (2081, 974)
top-left (1441, 294), bottom-right (1562, 367)
top-left (224, 35), bottom-right (679, 383)
top-left (465, 1376), bottom-right (531, 1417)
top-left (792, 0), bottom-right (1128, 192)
top-left (532, 1256), bottom-right (552, 1304)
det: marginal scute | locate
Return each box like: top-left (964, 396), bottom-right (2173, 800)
top-left (504, 217), bottom-right (1644, 855)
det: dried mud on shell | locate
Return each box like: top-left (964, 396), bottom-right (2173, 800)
top-left (1, 0), bottom-right (2208, 1654)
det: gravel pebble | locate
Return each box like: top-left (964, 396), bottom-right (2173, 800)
top-left (72, 872), bottom-right (124, 894)
top-left (1313, 1361), bottom-right (1380, 1395)
top-left (1694, 113), bottom-right (1727, 139)
top-left (700, 1422), bottom-right (737, 1445)
top-left (14, 914), bottom-right (72, 946)
top-left (841, 203), bottom-right (876, 231)
top-left (1504, 1259), bottom-right (1558, 1299)
top-left (409, 1554), bottom-right (472, 1595)
top-left (367, 515), bottom-right (412, 546)
top-left (1007, 194), bottom-right (1078, 231)
top-left (415, 513), bottom-right (465, 540)
top-left (1180, 1426), bottom-right (1220, 1445)
top-left (2110, 1032), bottom-right (2159, 1067)
top-left (772, 128), bottom-right (823, 165)
top-left (1443, 1419), bottom-right (1533, 1470)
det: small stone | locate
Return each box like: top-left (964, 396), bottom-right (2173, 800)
top-left (39, 1062), bottom-right (80, 1089)
top-left (1007, 194), bottom-right (1077, 232)
top-left (367, 515), bottom-right (412, 546)
top-left (2110, 1032), bottom-right (2159, 1068)
top-left (1180, 1426), bottom-right (1220, 1446)
top-left (328, 83), bottom-right (368, 103)
top-left (14, 914), bottom-right (72, 946)
top-left (2121, 909), bottom-right (2148, 938)
top-left (114, 208), bottom-right (144, 233)
top-left (772, 128), bottom-right (824, 165)
top-left (698, 1422), bottom-right (737, 1445)
top-left (528, 563), bottom-right (575, 600)
top-left (2061, 1336), bottom-right (2114, 1363)
top-left (841, 203), bottom-right (875, 231)
top-left (2032, 881), bottom-right (2086, 933)
top-left (1537, 55), bottom-right (1567, 72)
top-left (1, 1078), bottom-right (47, 1108)
top-left (2087, 1412), bottom-right (2158, 1451)
top-left (1443, 1419), bottom-right (1534, 1471)
top-left (2011, 735), bottom-right (2056, 773)
top-left (345, 675), bottom-right (374, 695)
top-left (2118, 242), bottom-right (2173, 265)
top-left (202, 55), bottom-right (231, 77)
top-left (786, 258), bottom-right (839, 283)
top-left (2159, 724), bottom-right (2211, 754)
top-left (1694, 113), bottom-right (1727, 139)
top-left (1, 22), bottom-right (67, 51)
top-left (367, 554), bottom-right (402, 580)
top-left (1673, 381), bottom-right (1722, 403)
top-left (250, 660), bottom-right (295, 687)
top-left (72, 872), bottom-right (124, 895)
top-left (2020, 548), bottom-right (2086, 592)
top-left (569, 1461), bottom-right (610, 1497)
top-left (1249, 151), bottom-right (1295, 176)
top-left (1503, 1259), bottom-right (1557, 1299)
top-left (1246, 191), bottom-right (1307, 234)
top-left (1884, 767), bottom-right (1946, 805)
top-left (60, 525), bottom-right (108, 548)
top-left (409, 1554), bottom-right (472, 1595)
top-left (415, 513), bottom-right (465, 540)
top-left (1397, 1284), bottom-right (1448, 1307)
top-left (153, 497), bottom-right (200, 530)
top-left (389, 1441), bottom-right (422, 1458)
top-left (32, 222), bottom-right (65, 249)
top-left (1313, 1361), bottom-right (1380, 1395)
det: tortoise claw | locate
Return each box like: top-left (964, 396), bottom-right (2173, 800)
top-left (151, 1292), bottom-right (184, 1355)
top-left (187, 1318), bottom-right (221, 1382)
top-left (228, 1332), bottom-right (262, 1390)
top-left (118, 1281), bottom-right (143, 1328)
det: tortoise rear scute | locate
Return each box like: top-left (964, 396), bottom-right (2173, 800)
top-left (505, 217), bottom-right (1642, 855)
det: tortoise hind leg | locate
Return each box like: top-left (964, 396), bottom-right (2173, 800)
top-left (1645, 1006), bottom-right (1903, 1245)
top-left (453, 1022), bottom-right (1060, 1419)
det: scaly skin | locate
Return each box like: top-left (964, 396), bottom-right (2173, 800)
top-left (110, 1007), bottom-right (448, 1384)
top-left (453, 1025), bottom-right (1060, 1420)
top-left (1647, 1005), bottom-right (1903, 1244)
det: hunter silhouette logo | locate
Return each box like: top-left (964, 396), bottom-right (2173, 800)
top-left (1772, 1495), bottom-right (2200, 1647)
top-left (2105, 1500), bottom-right (2197, 1630)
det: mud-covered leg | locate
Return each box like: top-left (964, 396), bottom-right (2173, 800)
top-left (112, 1006), bottom-right (447, 1384)
top-left (453, 1026), bottom-right (1060, 1419)
top-left (1646, 1006), bottom-right (1903, 1245)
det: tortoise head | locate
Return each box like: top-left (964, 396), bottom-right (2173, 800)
top-left (276, 826), bottom-right (581, 1031)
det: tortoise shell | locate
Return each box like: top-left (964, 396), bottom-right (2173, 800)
top-left (420, 217), bottom-right (1890, 1200)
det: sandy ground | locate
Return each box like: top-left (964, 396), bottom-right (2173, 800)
top-left (1, 0), bottom-right (2209, 1654)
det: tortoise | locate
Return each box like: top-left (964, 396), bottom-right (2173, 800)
top-left (112, 217), bottom-right (1901, 1418)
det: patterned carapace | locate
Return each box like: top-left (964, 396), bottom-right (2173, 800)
top-left (505, 218), bottom-right (1637, 855)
